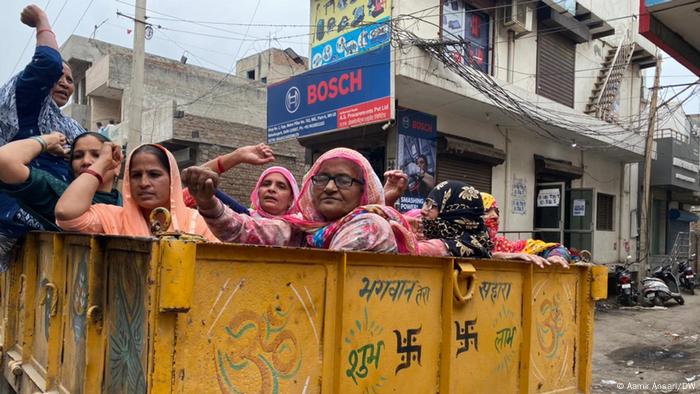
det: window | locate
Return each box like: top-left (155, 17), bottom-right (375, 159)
top-left (246, 70), bottom-right (256, 80)
top-left (596, 193), bottom-right (614, 231)
top-left (441, 1), bottom-right (490, 73)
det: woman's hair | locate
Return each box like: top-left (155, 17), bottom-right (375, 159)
top-left (130, 144), bottom-right (170, 173)
top-left (70, 132), bottom-right (111, 162)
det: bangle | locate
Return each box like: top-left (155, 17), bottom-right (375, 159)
top-left (36, 28), bottom-right (55, 37)
top-left (31, 136), bottom-right (48, 153)
top-left (216, 157), bottom-right (225, 174)
top-left (83, 168), bottom-right (104, 185)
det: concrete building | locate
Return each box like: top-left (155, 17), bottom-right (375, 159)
top-left (277, 0), bottom-right (666, 264)
top-left (649, 102), bottom-right (700, 256)
top-left (59, 35), bottom-right (307, 204)
top-left (236, 48), bottom-right (309, 84)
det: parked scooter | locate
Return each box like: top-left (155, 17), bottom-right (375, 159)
top-left (613, 262), bottom-right (637, 306)
top-left (641, 277), bottom-right (678, 306)
top-left (678, 259), bottom-right (696, 295)
top-left (645, 264), bottom-right (685, 305)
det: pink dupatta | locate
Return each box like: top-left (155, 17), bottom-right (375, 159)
top-left (249, 166), bottom-right (300, 218)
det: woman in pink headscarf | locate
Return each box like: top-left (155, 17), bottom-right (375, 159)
top-left (249, 166), bottom-right (300, 218)
top-left (182, 148), bottom-right (416, 253)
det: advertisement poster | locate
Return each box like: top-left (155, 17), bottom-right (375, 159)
top-left (573, 199), bottom-right (586, 217)
top-left (267, 45), bottom-right (392, 143)
top-left (536, 188), bottom-right (561, 207)
top-left (511, 176), bottom-right (527, 215)
top-left (310, 0), bottom-right (392, 68)
top-left (396, 107), bottom-right (437, 212)
top-left (441, 1), bottom-right (489, 73)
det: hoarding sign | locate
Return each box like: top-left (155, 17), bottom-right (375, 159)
top-left (441, 1), bottom-right (489, 73)
top-left (267, 45), bottom-right (392, 143)
top-left (396, 107), bottom-right (437, 212)
top-left (310, 0), bottom-right (392, 68)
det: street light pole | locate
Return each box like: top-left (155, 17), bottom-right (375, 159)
top-left (126, 0), bottom-right (146, 154)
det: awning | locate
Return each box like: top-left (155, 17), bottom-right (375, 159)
top-left (534, 155), bottom-right (584, 181)
top-left (669, 209), bottom-right (698, 222)
top-left (438, 134), bottom-right (506, 166)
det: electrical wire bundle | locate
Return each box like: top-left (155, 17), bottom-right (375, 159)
top-left (390, 15), bottom-right (697, 153)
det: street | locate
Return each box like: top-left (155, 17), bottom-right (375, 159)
top-left (592, 293), bottom-right (700, 393)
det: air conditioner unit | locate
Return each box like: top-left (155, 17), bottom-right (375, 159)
top-left (503, 0), bottom-right (534, 34)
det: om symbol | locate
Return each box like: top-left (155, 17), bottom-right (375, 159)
top-left (536, 294), bottom-right (565, 359)
top-left (215, 307), bottom-right (302, 394)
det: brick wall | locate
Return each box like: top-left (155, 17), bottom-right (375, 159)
top-left (173, 114), bottom-right (306, 205)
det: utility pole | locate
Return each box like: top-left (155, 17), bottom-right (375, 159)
top-left (639, 55), bottom-right (662, 280)
top-left (126, 0), bottom-right (146, 154)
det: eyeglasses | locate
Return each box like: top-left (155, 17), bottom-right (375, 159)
top-left (311, 174), bottom-right (365, 189)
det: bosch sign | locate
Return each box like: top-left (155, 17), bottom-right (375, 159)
top-left (267, 45), bottom-right (392, 143)
top-left (307, 70), bottom-right (362, 104)
top-left (397, 107), bottom-right (437, 139)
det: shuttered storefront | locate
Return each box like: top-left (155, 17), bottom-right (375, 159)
top-left (436, 155), bottom-right (492, 193)
top-left (536, 31), bottom-right (576, 108)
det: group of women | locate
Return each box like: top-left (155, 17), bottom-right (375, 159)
top-left (0, 4), bottom-right (574, 270)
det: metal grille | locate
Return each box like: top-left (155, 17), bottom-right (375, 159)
top-left (596, 193), bottom-right (614, 231)
top-left (536, 30), bottom-right (576, 107)
top-left (436, 156), bottom-right (492, 193)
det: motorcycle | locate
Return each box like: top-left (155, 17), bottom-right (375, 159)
top-left (678, 260), bottom-right (696, 295)
top-left (647, 264), bottom-right (685, 305)
top-left (613, 261), bottom-right (637, 306)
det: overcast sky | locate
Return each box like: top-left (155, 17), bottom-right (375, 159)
top-left (0, 0), bottom-right (697, 115)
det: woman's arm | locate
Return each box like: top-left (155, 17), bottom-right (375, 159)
top-left (198, 199), bottom-right (291, 245)
top-left (201, 143), bottom-right (274, 174)
top-left (492, 252), bottom-right (549, 269)
top-left (0, 132), bottom-right (66, 184)
top-left (383, 170), bottom-right (408, 207)
top-left (21, 5), bottom-right (59, 50)
top-left (55, 142), bottom-right (122, 221)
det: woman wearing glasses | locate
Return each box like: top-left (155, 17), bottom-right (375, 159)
top-left (183, 148), bottom-right (417, 253)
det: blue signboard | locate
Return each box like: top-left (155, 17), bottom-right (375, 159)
top-left (396, 107), bottom-right (437, 211)
top-left (267, 44), bottom-right (392, 143)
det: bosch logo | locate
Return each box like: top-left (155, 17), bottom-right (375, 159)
top-left (285, 86), bottom-right (301, 113)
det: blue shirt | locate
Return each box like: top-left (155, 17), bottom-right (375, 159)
top-left (16, 46), bottom-right (64, 139)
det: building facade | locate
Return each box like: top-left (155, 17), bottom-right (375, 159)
top-left (267, 0), bottom-right (670, 264)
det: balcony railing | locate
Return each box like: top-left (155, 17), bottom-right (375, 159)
top-left (654, 128), bottom-right (690, 143)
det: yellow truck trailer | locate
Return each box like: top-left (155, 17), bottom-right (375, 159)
top-left (0, 232), bottom-right (607, 393)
